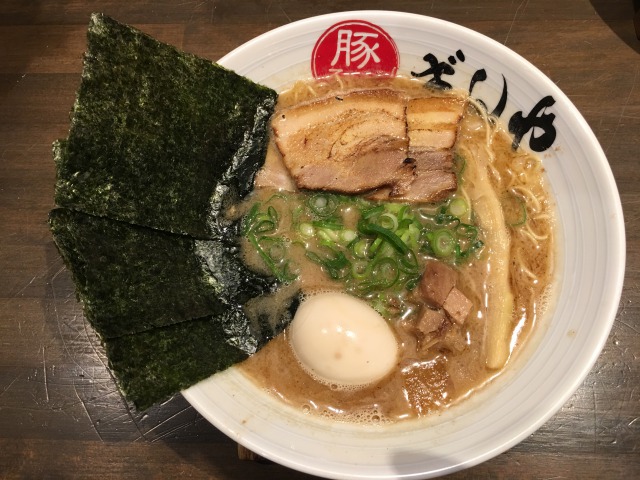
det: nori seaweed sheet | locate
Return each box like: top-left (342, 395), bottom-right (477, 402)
top-left (55, 13), bottom-right (277, 239)
top-left (49, 15), bottom-right (296, 411)
top-left (104, 316), bottom-right (249, 411)
top-left (49, 208), bottom-right (279, 342)
top-left (51, 207), bottom-right (298, 408)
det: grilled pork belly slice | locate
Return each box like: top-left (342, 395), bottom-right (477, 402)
top-left (271, 88), bottom-right (467, 202)
top-left (369, 95), bottom-right (465, 203)
top-left (271, 89), bottom-right (409, 193)
top-left (407, 96), bottom-right (466, 161)
top-left (366, 167), bottom-right (457, 203)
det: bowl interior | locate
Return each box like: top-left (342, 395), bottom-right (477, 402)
top-left (183, 11), bottom-right (625, 480)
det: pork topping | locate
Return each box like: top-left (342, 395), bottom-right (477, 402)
top-left (418, 259), bottom-right (473, 325)
top-left (270, 88), bottom-right (467, 203)
top-left (271, 89), bottom-right (410, 193)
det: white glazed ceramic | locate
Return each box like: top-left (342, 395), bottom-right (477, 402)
top-left (183, 11), bottom-right (625, 479)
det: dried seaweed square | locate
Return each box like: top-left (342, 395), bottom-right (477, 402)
top-left (49, 208), bottom-right (276, 340)
top-left (48, 15), bottom-right (295, 411)
top-left (104, 316), bottom-right (248, 410)
top-left (50, 207), bottom-right (221, 337)
top-left (55, 13), bottom-right (277, 239)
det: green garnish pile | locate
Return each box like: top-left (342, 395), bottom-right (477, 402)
top-left (243, 192), bottom-right (484, 316)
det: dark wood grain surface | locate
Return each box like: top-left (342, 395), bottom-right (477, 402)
top-left (1, 1), bottom-right (638, 478)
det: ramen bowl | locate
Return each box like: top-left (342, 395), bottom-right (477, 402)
top-left (182, 11), bottom-right (625, 479)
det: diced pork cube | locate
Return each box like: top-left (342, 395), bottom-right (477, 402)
top-left (443, 287), bottom-right (473, 324)
top-left (416, 308), bottom-right (447, 336)
top-left (419, 260), bottom-right (457, 308)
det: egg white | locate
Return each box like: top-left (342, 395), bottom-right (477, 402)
top-left (289, 291), bottom-right (399, 387)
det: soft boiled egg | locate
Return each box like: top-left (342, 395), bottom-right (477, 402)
top-left (288, 291), bottom-right (399, 387)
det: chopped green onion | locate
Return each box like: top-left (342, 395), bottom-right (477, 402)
top-left (351, 260), bottom-right (369, 280)
top-left (378, 212), bottom-right (399, 230)
top-left (299, 222), bottom-right (314, 237)
top-left (455, 223), bottom-right (475, 238)
top-left (265, 192), bottom-right (290, 204)
top-left (351, 238), bottom-right (369, 258)
top-left (453, 153), bottom-right (466, 177)
top-left (243, 190), bottom-right (485, 313)
top-left (247, 234), bottom-right (296, 283)
top-left (253, 219), bottom-right (276, 234)
top-left (341, 229), bottom-right (357, 243)
top-left (383, 202), bottom-right (404, 214)
top-left (429, 229), bottom-right (456, 258)
top-left (448, 197), bottom-right (468, 217)
top-left (502, 192), bottom-right (527, 227)
top-left (362, 204), bottom-right (385, 219)
top-left (369, 256), bottom-right (399, 289)
top-left (265, 238), bottom-right (286, 261)
top-left (305, 249), bottom-right (350, 280)
top-left (357, 220), bottom-right (410, 255)
top-left (242, 203), bottom-right (261, 234)
top-left (308, 193), bottom-right (337, 217)
top-left (267, 205), bottom-right (278, 222)
top-left (369, 236), bottom-right (384, 256)
top-left (398, 249), bottom-right (420, 274)
top-left (317, 228), bottom-right (339, 244)
top-left (311, 217), bottom-right (343, 229)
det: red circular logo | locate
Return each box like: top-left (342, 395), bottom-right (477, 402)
top-left (311, 20), bottom-right (399, 78)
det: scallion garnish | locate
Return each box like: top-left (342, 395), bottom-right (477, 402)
top-left (243, 190), bottom-right (485, 310)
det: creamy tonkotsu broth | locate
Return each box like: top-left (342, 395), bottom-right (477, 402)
top-left (236, 76), bottom-right (555, 424)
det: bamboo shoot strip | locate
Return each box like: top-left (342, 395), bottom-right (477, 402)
top-left (55, 13), bottom-right (277, 239)
top-left (474, 193), bottom-right (515, 370)
top-left (461, 147), bottom-right (515, 370)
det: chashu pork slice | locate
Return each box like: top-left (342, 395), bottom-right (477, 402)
top-left (271, 89), bottom-right (412, 194)
top-left (370, 94), bottom-right (467, 203)
top-left (406, 95), bottom-right (466, 169)
top-left (367, 168), bottom-right (458, 203)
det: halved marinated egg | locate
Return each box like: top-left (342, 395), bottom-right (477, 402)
top-left (288, 292), bottom-right (399, 387)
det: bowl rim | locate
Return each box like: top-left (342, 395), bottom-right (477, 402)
top-left (184, 10), bottom-right (626, 479)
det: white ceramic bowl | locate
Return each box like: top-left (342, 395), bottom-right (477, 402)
top-left (183, 11), bottom-right (625, 479)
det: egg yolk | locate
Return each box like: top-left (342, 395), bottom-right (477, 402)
top-left (288, 292), bottom-right (399, 387)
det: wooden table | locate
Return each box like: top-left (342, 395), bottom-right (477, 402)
top-left (1, 1), bottom-right (638, 478)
